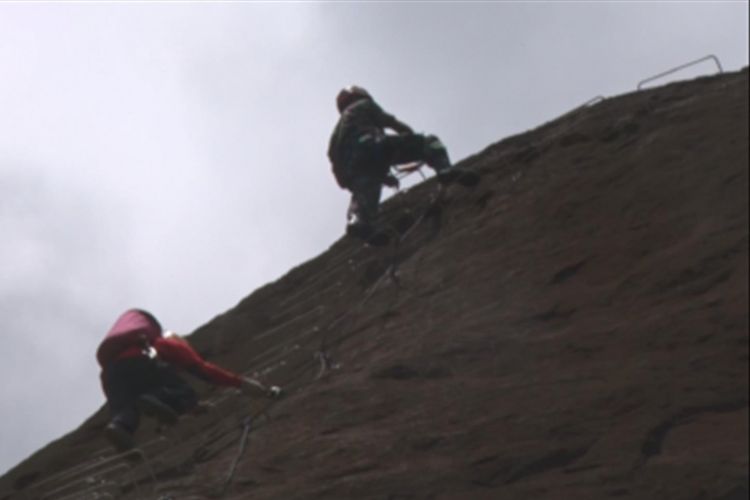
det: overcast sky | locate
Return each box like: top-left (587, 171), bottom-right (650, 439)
top-left (1, 1), bottom-right (747, 476)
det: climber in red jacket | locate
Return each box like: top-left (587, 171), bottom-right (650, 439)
top-left (97, 308), bottom-right (281, 451)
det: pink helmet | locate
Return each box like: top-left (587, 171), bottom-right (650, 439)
top-left (336, 85), bottom-right (371, 113)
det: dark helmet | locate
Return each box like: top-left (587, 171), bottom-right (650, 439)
top-left (336, 85), bottom-right (371, 113)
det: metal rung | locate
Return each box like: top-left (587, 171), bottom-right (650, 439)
top-left (637, 54), bottom-right (723, 90)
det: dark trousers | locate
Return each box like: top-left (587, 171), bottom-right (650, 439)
top-left (346, 133), bottom-right (450, 227)
top-left (101, 356), bottom-right (197, 432)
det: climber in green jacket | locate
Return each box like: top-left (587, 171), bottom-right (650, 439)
top-left (327, 85), bottom-right (480, 241)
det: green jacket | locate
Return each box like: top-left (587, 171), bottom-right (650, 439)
top-left (328, 98), bottom-right (411, 188)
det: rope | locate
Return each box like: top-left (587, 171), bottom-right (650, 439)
top-left (220, 415), bottom-right (253, 495)
top-left (26, 166), bottom-right (456, 500)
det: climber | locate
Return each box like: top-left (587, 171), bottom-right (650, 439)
top-left (328, 85), bottom-right (480, 241)
top-left (96, 308), bottom-right (281, 451)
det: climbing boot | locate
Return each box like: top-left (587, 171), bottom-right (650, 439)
top-left (104, 422), bottom-right (135, 452)
top-left (437, 165), bottom-right (481, 187)
top-left (346, 211), bottom-right (375, 240)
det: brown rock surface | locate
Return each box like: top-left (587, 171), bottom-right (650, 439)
top-left (1, 68), bottom-right (747, 500)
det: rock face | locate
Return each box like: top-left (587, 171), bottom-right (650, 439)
top-left (1, 69), bottom-right (747, 500)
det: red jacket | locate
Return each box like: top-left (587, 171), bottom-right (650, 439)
top-left (97, 309), bottom-right (243, 388)
top-left (152, 336), bottom-right (242, 387)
